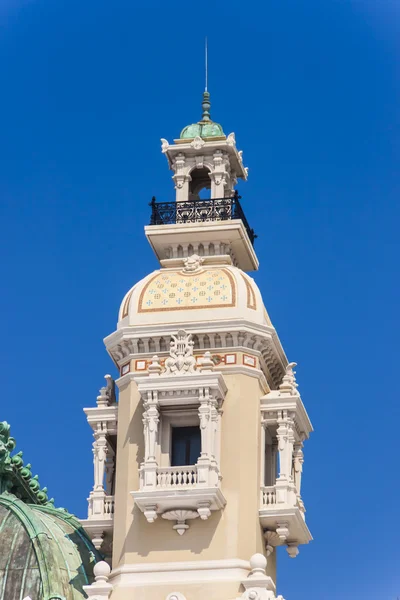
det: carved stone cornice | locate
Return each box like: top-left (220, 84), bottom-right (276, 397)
top-left (84, 405), bottom-right (118, 436)
top-left (133, 371), bottom-right (227, 408)
top-left (260, 395), bottom-right (313, 442)
top-left (105, 321), bottom-right (286, 390)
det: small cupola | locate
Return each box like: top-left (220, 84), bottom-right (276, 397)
top-left (180, 91), bottom-right (225, 140)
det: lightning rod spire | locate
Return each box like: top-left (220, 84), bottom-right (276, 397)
top-left (205, 37), bottom-right (208, 92)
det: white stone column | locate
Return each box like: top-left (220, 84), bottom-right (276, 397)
top-left (143, 391), bottom-right (159, 463)
top-left (197, 387), bottom-right (213, 486)
top-left (275, 411), bottom-right (297, 507)
top-left (93, 424), bottom-right (108, 491)
top-left (142, 391), bottom-right (159, 490)
top-left (260, 423), bottom-right (266, 486)
top-left (271, 441), bottom-right (278, 483)
top-left (293, 442), bottom-right (304, 495)
top-left (105, 448), bottom-right (115, 496)
top-left (210, 151), bottom-right (227, 198)
top-left (276, 413), bottom-right (289, 482)
top-left (173, 153), bottom-right (190, 202)
top-left (276, 411), bottom-right (295, 482)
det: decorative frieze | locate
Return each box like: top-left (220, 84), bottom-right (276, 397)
top-left (108, 327), bottom-right (285, 389)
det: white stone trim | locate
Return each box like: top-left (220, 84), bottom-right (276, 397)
top-left (83, 406), bottom-right (118, 435)
top-left (107, 318), bottom-right (278, 345)
top-left (106, 319), bottom-right (286, 389)
top-left (221, 365), bottom-right (268, 391)
top-left (260, 396), bottom-right (313, 440)
top-left (109, 558), bottom-right (252, 586)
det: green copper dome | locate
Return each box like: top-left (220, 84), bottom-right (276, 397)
top-left (180, 91), bottom-right (225, 140)
top-left (0, 494), bottom-right (101, 600)
top-left (0, 422), bottom-right (101, 600)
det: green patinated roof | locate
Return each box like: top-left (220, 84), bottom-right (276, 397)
top-left (0, 423), bottom-right (101, 600)
top-left (180, 91), bottom-right (225, 140)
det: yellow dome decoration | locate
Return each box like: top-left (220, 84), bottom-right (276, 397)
top-left (118, 264), bottom-right (272, 329)
top-left (138, 268), bottom-right (235, 313)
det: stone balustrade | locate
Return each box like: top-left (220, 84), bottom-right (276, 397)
top-left (261, 486), bottom-right (277, 506)
top-left (156, 466), bottom-right (198, 488)
top-left (88, 492), bottom-right (115, 520)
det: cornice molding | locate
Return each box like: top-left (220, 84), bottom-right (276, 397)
top-left (106, 320), bottom-right (286, 390)
top-left (110, 557), bottom-right (252, 585)
top-left (261, 394), bottom-right (313, 439)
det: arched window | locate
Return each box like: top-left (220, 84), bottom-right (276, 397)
top-left (188, 167), bottom-right (211, 200)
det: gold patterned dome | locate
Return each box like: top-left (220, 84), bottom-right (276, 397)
top-left (118, 265), bottom-right (272, 328)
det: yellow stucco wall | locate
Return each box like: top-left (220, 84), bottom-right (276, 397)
top-left (111, 370), bottom-right (274, 598)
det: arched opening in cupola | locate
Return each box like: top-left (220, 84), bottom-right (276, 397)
top-left (188, 166), bottom-right (211, 200)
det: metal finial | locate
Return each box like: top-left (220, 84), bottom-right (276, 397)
top-left (202, 91), bottom-right (211, 122)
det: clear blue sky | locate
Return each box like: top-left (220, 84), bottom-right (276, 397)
top-left (0, 1), bottom-right (399, 598)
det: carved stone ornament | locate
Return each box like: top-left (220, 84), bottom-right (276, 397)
top-left (82, 561), bottom-right (113, 599)
top-left (239, 554), bottom-right (276, 600)
top-left (275, 522), bottom-right (290, 542)
top-left (190, 135), bottom-right (205, 149)
top-left (174, 178), bottom-right (185, 189)
top-left (286, 542), bottom-right (299, 558)
top-left (183, 254), bottom-right (204, 273)
top-left (148, 355), bottom-right (163, 376)
top-left (198, 351), bottom-right (214, 373)
top-left (163, 330), bottom-right (197, 376)
top-left (263, 530), bottom-right (281, 556)
top-left (162, 509), bottom-right (199, 535)
top-left (161, 138), bottom-right (169, 153)
top-left (279, 362), bottom-right (299, 396)
top-left (226, 132), bottom-right (236, 146)
top-left (97, 375), bottom-right (115, 407)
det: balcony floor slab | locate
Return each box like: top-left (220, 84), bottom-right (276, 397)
top-left (259, 505), bottom-right (312, 546)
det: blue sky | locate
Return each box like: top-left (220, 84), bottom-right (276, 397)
top-left (0, 1), bottom-right (399, 598)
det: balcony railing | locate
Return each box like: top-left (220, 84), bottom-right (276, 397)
top-left (87, 493), bottom-right (115, 520)
top-left (156, 465), bottom-right (198, 488)
top-left (261, 485), bottom-right (277, 506)
top-left (149, 191), bottom-right (256, 245)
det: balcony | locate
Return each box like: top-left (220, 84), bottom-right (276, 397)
top-left (80, 491), bottom-right (114, 553)
top-left (149, 192), bottom-right (256, 245)
top-left (259, 482), bottom-right (311, 557)
top-left (130, 330), bottom-right (227, 534)
top-left (132, 459), bottom-right (226, 534)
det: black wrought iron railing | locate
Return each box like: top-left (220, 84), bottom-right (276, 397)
top-left (149, 191), bottom-right (256, 245)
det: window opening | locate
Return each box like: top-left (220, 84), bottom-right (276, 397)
top-left (171, 426), bottom-right (201, 466)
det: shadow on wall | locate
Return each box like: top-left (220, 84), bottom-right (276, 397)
top-left (123, 507), bottom-right (222, 557)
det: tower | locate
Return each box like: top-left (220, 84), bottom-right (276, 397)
top-left (81, 92), bottom-right (313, 600)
